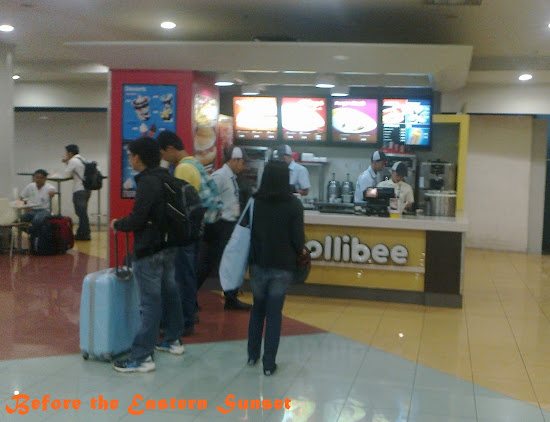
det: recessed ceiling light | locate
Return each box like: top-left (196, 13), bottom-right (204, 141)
top-left (12, 74), bottom-right (20, 80)
top-left (333, 55), bottom-right (349, 61)
top-left (160, 21), bottom-right (176, 29)
top-left (0, 24), bottom-right (14, 32)
top-left (519, 74), bottom-right (533, 81)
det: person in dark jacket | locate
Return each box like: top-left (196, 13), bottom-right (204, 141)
top-left (247, 160), bottom-right (305, 376)
top-left (111, 137), bottom-right (185, 373)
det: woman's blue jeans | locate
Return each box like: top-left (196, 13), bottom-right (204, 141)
top-left (247, 265), bottom-right (293, 369)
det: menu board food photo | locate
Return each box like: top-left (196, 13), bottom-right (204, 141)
top-left (332, 98), bottom-right (378, 143)
top-left (193, 94), bottom-right (219, 171)
top-left (122, 84), bottom-right (177, 141)
top-left (233, 97), bottom-right (278, 140)
top-left (281, 97), bottom-right (327, 142)
top-left (382, 98), bottom-right (432, 147)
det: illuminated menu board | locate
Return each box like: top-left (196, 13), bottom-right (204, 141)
top-left (233, 97), bottom-right (278, 140)
top-left (332, 98), bottom-right (378, 143)
top-left (281, 97), bottom-right (327, 141)
top-left (382, 98), bottom-right (432, 147)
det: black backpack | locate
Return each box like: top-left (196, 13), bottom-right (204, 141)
top-left (161, 175), bottom-right (206, 245)
top-left (77, 158), bottom-right (104, 191)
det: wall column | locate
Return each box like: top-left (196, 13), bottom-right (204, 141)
top-left (0, 42), bottom-right (15, 198)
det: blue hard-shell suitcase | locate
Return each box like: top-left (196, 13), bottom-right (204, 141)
top-left (79, 232), bottom-right (139, 361)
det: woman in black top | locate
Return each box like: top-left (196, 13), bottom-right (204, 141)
top-left (247, 161), bottom-right (305, 376)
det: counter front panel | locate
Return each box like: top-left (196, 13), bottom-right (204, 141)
top-left (305, 224), bottom-right (425, 292)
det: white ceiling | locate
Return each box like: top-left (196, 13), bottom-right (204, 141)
top-left (1, 0), bottom-right (549, 91)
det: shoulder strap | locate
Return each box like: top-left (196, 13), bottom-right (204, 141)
top-left (237, 198), bottom-right (254, 228)
top-left (73, 157), bottom-right (86, 181)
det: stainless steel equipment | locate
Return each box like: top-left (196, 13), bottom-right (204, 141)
top-left (327, 173), bottom-right (341, 203)
top-left (341, 173), bottom-right (354, 203)
top-left (418, 160), bottom-right (456, 208)
top-left (425, 190), bottom-right (457, 217)
top-left (238, 146), bottom-right (271, 190)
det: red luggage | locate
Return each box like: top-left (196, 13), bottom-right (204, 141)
top-left (46, 216), bottom-right (74, 253)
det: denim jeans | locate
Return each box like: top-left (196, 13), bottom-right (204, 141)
top-left (21, 209), bottom-right (50, 226)
top-left (131, 247), bottom-right (184, 361)
top-left (73, 190), bottom-right (91, 237)
top-left (247, 265), bottom-right (293, 369)
top-left (175, 242), bottom-right (199, 330)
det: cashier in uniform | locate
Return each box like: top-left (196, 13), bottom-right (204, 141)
top-left (354, 150), bottom-right (387, 202)
top-left (278, 145), bottom-right (311, 196)
top-left (377, 161), bottom-right (415, 212)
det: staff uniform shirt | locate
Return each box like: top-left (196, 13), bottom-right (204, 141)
top-left (63, 154), bottom-right (86, 193)
top-left (377, 179), bottom-right (414, 211)
top-left (212, 163), bottom-right (239, 222)
top-left (175, 156), bottom-right (201, 191)
top-left (20, 182), bottom-right (56, 210)
top-left (354, 165), bottom-right (379, 202)
top-left (288, 160), bottom-right (311, 192)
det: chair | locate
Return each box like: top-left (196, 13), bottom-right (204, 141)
top-left (0, 197), bottom-right (31, 258)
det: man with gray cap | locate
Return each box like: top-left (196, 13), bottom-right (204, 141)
top-left (198, 145), bottom-right (252, 310)
top-left (354, 150), bottom-right (387, 202)
top-left (277, 144), bottom-right (311, 196)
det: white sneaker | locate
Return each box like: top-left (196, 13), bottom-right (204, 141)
top-left (155, 339), bottom-right (185, 355)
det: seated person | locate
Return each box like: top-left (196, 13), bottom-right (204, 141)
top-left (377, 161), bottom-right (414, 212)
top-left (20, 169), bottom-right (56, 227)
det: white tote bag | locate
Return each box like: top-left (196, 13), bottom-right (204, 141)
top-left (219, 198), bottom-right (254, 291)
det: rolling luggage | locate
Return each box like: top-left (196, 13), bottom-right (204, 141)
top-left (30, 216), bottom-right (74, 255)
top-left (47, 216), bottom-right (74, 253)
top-left (79, 231), bottom-right (139, 361)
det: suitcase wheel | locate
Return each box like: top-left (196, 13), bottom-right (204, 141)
top-left (82, 352), bottom-right (89, 360)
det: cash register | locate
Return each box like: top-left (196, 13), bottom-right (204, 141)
top-left (361, 187), bottom-right (395, 217)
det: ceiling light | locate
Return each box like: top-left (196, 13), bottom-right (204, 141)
top-left (315, 74), bottom-right (335, 89)
top-left (425, 0), bottom-right (481, 4)
top-left (333, 55), bottom-right (349, 61)
top-left (160, 21), bottom-right (176, 29)
top-left (12, 74), bottom-right (20, 80)
top-left (214, 74), bottom-right (235, 87)
top-left (241, 84), bottom-right (262, 95)
top-left (330, 85), bottom-right (349, 97)
top-left (0, 24), bottom-right (14, 32)
top-left (519, 74), bottom-right (533, 81)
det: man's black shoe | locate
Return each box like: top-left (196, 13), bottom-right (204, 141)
top-left (224, 298), bottom-right (252, 311)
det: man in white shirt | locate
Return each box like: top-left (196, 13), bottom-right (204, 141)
top-left (377, 161), bottom-right (415, 212)
top-left (277, 145), bottom-right (311, 196)
top-left (354, 150), bottom-right (387, 202)
top-left (203, 146), bottom-right (251, 310)
top-left (20, 169), bottom-right (56, 226)
top-left (63, 144), bottom-right (91, 240)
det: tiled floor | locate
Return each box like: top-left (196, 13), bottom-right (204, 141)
top-left (2, 230), bottom-right (550, 421)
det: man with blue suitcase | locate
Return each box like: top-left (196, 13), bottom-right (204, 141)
top-left (111, 137), bottom-right (185, 373)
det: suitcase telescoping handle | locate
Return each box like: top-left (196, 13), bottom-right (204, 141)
top-left (114, 229), bottom-right (132, 279)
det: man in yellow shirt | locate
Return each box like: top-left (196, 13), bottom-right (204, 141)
top-left (157, 130), bottom-right (201, 336)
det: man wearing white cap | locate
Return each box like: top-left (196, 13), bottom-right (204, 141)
top-left (354, 150), bottom-right (387, 202)
top-left (378, 161), bottom-right (415, 212)
top-left (206, 146), bottom-right (252, 310)
top-left (277, 145), bottom-right (311, 196)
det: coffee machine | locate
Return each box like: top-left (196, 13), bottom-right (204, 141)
top-left (417, 160), bottom-right (456, 207)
